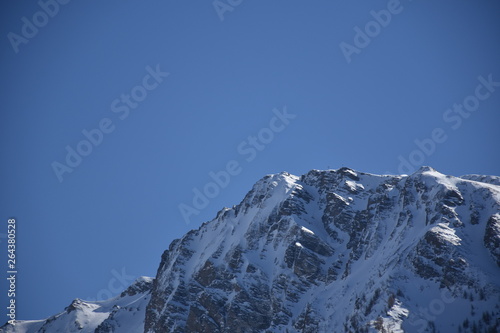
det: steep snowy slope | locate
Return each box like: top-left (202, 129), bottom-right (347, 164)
top-left (1, 277), bottom-right (153, 333)
top-left (144, 167), bottom-right (500, 333)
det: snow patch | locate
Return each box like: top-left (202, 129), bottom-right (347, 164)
top-left (301, 226), bottom-right (314, 235)
top-left (345, 180), bottom-right (364, 192)
top-left (432, 223), bottom-right (461, 246)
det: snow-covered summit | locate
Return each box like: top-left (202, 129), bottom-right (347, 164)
top-left (3, 167), bottom-right (499, 333)
top-left (145, 167), bottom-right (500, 332)
top-left (1, 277), bottom-right (154, 333)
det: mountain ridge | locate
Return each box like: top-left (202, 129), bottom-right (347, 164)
top-left (2, 167), bottom-right (499, 332)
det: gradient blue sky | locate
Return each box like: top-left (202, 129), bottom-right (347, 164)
top-left (1, 0), bottom-right (499, 321)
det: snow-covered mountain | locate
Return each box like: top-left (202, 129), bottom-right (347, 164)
top-left (1, 277), bottom-right (153, 333)
top-left (3, 167), bottom-right (500, 332)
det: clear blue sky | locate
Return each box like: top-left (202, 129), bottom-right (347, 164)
top-left (1, 0), bottom-right (499, 321)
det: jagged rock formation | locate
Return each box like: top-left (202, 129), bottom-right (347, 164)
top-left (143, 167), bottom-right (500, 333)
top-left (2, 167), bottom-right (500, 332)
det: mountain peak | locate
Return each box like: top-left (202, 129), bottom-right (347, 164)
top-left (4, 167), bottom-right (499, 333)
top-left (144, 167), bottom-right (500, 332)
top-left (415, 165), bottom-right (437, 173)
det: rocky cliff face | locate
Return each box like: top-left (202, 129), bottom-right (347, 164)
top-left (144, 167), bottom-right (500, 333)
top-left (2, 167), bottom-right (500, 333)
